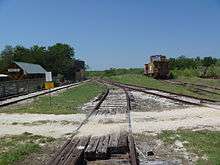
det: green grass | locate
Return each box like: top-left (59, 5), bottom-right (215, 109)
top-left (108, 74), bottom-right (220, 101)
top-left (1, 82), bottom-right (106, 114)
top-left (177, 76), bottom-right (220, 88)
top-left (160, 130), bottom-right (220, 164)
top-left (0, 132), bottom-right (55, 165)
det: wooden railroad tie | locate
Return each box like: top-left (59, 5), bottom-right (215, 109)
top-left (48, 132), bottom-right (138, 165)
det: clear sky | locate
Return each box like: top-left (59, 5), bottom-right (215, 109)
top-left (0, 0), bottom-right (220, 70)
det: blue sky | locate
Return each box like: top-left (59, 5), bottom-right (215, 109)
top-left (0, 0), bottom-right (220, 70)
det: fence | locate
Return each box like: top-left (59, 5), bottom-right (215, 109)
top-left (0, 78), bottom-right (45, 99)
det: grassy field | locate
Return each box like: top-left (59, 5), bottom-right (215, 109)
top-left (160, 130), bottom-right (220, 164)
top-left (177, 76), bottom-right (220, 88)
top-left (0, 82), bottom-right (106, 114)
top-left (108, 74), bottom-right (220, 101)
top-left (0, 132), bottom-right (55, 165)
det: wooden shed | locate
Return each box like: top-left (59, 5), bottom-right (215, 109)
top-left (74, 60), bottom-right (85, 81)
top-left (2, 61), bottom-right (47, 80)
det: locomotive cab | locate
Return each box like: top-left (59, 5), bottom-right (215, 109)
top-left (144, 55), bottom-right (170, 79)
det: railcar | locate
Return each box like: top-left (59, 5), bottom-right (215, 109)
top-left (144, 55), bottom-right (170, 79)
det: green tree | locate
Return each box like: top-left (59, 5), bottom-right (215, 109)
top-left (0, 45), bottom-right (14, 69)
top-left (14, 46), bottom-right (33, 63)
top-left (201, 56), bottom-right (217, 77)
top-left (30, 45), bottom-right (47, 66)
top-left (0, 43), bottom-right (78, 80)
top-left (46, 43), bottom-right (75, 79)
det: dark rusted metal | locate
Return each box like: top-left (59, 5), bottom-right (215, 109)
top-left (101, 78), bottom-right (219, 102)
top-left (0, 81), bottom-right (89, 107)
top-left (124, 88), bottom-right (139, 165)
top-left (163, 80), bottom-right (220, 95)
top-left (74, 88), bottom-right (109, 132)
top-left (48, 85), bottom-right (141, 165)
top-left (99, 78), bottom-right (219, 104)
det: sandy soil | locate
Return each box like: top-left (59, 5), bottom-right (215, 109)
top-left (76, 114), bottom-right (129, 137)
top-left (131, 106), bottom-right (220, 134)
top-left (73, 106), bottom-right (220, 138)
top-left (0, 113), bottom-right (86, 138)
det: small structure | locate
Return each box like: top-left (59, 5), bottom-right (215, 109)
top-left (74, 60), bottom-right (85, 81)
top-left (144, 55), bottom-right (170, 79)
top-left (2, 61), bottom-right (47, 80)
top-left (0, 74), bottom-right (10, 81)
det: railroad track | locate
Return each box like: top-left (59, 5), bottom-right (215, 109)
top-left (47, 79), bottom-right (220, 165)
top-left (164, 79), bottom-right (220, 91)
top-left (48, 85), bottom-right (139, 165)
top-left (0, 81), bottom-right (89, 107)
top-left (163, 80), bottom-right (220, 96)
top-left (99, 79), bottom-right (220, 105)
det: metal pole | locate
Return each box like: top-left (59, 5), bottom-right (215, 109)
top-left (49, 88), bottom-right (52, 106)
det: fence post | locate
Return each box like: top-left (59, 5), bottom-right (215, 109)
top-left (27, 79), bottom-right (29, 93)
top-left (2, 85), bottom-right (6, 97)
top-left (16, 81), bottom-right (19, 95)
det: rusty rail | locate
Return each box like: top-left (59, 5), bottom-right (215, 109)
top-left (165, 79), bottom-right (220, 91)
top-left (98, 79), bottom-right (220, 105)
top-left (124, 87), bottom-right (139, 165)
top-left (162, 80), bottom-right (220, 95)
top-left (74, 88), bottom-right (109, 133)
top-left (48, 84), bottom-right (141, 165)
top-left (48, 88), bottom-right (109, 165)
top-left (99, 78), bottom-right (219, 103)
top-left (0, 81), bottom-right (89, 107)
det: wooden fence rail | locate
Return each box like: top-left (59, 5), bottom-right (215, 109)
top-left (0, 78), bottom-right (45, 99)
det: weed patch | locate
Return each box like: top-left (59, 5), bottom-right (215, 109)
top-left (159, 130), bottom-right (220, 164)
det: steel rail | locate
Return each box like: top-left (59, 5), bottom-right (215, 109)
top-left (124, 87), bottom-right (139, 165)
top-left (73, 88), bottom-right (109, 133)
top-left (99, 79), bottom-right (203, 106)
top-left (162, 80), bottom-right (220, 95)
top-left (47, 87), bottom-right (109, 165)
top-left (0, 80), bottom-right (89, 107)
top-left (165, 80), bottom-right (220, 91)
top-left (99, 78), bottom-right (219, 103)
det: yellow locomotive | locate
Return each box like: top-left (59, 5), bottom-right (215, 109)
top-left (144, 55), bottom-right (170, 79)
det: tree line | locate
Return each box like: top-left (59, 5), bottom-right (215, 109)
top-left (169, 56), bottom-right (220, 77)
top-left (86, 56), bottom-right (220, 78)
top-left (0, 43), bottom-right (76, 80)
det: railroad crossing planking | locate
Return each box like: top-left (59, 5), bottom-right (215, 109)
top-left (48, 132), bottom-right (139, 165)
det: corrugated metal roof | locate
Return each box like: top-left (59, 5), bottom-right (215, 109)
top-left (14, 61), bottom-right (47, 74)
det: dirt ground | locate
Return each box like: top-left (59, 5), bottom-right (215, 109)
top-left (15, 137), bottom-right (67, 165)
top-left (0, 113), bottom-right (86, 138)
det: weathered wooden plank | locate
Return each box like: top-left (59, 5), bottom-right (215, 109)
top-left (85, 136), bottom-right (100, 161)
top-left (55, 138), bottom-right (79, 164)
top-left (47, 139), bottom-right (71, 165)
top-left (128, 134), bottom-right (138, 165)
top-left (107, 133), bottom-right (119, 154)
top-left (96, 135), bottom-right (110, 159)
top-left (63, 136), bottom-right (90, 165)
top-left (117, 132), bottom-right (129, 154)
top-left (110, 153), bottom-right (130, 160)
top-left (87, 159), bottom-right (130, 165)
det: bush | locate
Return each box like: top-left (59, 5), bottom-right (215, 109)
top-left (171, 68), bottom-right (199, 78)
